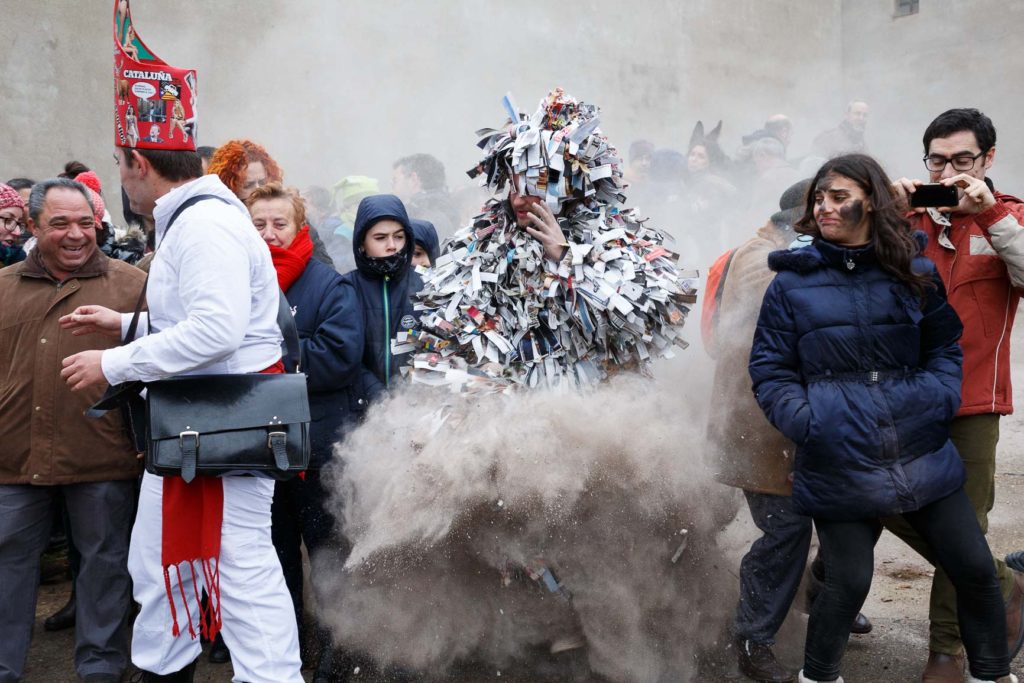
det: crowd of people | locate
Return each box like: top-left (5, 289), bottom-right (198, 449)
top-left (3, 106), bottom-right (1023, 683)
top-left (2, 3), bottom-right (1024, 683)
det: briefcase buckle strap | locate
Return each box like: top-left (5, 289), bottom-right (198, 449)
top-left (179, 431), bottom-right (200, 483)
top-left (267, 431), bottom-right (289, 471)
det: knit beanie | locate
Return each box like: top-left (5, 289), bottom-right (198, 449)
top-left (0, 183), bottom-right (25, 212)
top-left (74, 172), bottom-right (106, 223)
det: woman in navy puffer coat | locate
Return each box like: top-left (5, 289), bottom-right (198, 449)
top-left (749, 155), bottom-right (1011, 683)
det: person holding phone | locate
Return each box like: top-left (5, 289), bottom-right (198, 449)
top-left (891, 108), bottom-right (1024, 683)
top-left (751, 153), bottom-right (1015, 683)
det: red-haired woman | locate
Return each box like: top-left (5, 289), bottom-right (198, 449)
top-left (207, 140), bottom-right (335, 269)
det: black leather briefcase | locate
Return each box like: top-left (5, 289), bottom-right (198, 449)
top-left (145, 372), bottom-right (310, 482)
top-left (90, 195), bottom-right (311, 482)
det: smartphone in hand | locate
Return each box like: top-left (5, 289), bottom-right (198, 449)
top-left (910, 183), bottom-right (959, 208)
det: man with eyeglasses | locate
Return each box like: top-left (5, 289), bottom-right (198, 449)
top-left (0, 183), bottom-right (28, 267)
top-left (891, 107), bottom-right (1024, 683)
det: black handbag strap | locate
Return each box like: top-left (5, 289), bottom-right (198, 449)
top-left (123, 194), bottom-right (229, 343)
top-left (89, 195), bottom-right (226, 417)
top-left (277, 291), bottom-right (301, 372)
top-left (123, 194), bottom-right (301, 372)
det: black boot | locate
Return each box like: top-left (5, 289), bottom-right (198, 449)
top-left (734, 637), bottom-right (795, 683)
top-left (44, 587), bottom-right (76, 631)
top-left (134, 660), bottom-right (197, 682)
top-left (208, 632), bottom-right (230, 664)
top-left (314, 647), bottom-right (360, 683)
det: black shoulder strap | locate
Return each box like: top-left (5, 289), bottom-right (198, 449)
top-left (277, 290), bottom-right (301, 372)
top-left (124, 194), bottom-right (229, 343)
top-left (122, 193), bottom-right (301, 374)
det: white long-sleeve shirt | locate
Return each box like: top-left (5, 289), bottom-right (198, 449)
top-left (101, 174), bottom-right (282, 383)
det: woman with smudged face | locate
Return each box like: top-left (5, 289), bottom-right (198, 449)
top-left (749, 154), bottom-right (1014, 683)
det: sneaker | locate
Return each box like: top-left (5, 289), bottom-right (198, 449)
top-left (965, 674), bottom-right (1018, 683)
top-left (797, 670), bottom-right (843, 683)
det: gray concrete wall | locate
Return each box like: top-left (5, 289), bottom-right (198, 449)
top-left (840, 0), bottom-right (1024, 188)
top-left (2, 1), bottom-right (1020, 217)
top-left (0, 0), bottom-right (840, 215)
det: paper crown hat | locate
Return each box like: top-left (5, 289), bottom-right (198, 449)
top-left (467, 87), bottom-right (626, 210)
top-left (113, 0), bottom-right (196, 151)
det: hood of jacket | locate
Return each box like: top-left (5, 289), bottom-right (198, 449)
top-left (352, 194), bottom-right (414, 279)
top-left (768, 230), bottom-right (928, 274)
top-left (411, 218), bottom-right (440, 265)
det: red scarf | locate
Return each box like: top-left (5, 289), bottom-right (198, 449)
top-left (160, 359), bottom-right (285, 640)
top-left (269, 226), bottom-right (314, 292)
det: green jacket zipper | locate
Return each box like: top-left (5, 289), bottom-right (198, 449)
top-left (383, 275), bottom-right (391, 388)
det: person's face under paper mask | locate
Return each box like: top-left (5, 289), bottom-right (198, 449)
top-left (687, 145), bottom-right (710, 174)
top-left (363, 219), bottom-right (406, 258)
top-left (412, 243), bottom-right (431, 267)
top-left (29, 187), bottom-right (98, 280)
top-left (813, 172), bottom-right (872, 247)
top-left (250, 197), bottom-right (299, 249)
top-left (508, 174), bottom-right (543, 228)
top-left (241, 161), bottom-right (269, 200)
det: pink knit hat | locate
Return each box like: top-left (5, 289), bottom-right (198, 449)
top-left (74, 172), bottom-right (106, 223)
top-left (0, 183), bottom-right (25, 212)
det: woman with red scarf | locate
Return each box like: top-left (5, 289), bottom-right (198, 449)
top-left (242, 182), bottom-right (351, 673)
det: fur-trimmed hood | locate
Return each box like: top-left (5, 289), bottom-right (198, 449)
top-left (768, 230), bottom-right (929, 274)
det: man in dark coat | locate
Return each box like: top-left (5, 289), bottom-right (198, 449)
top-left (811, 101), bottom-right (869, 159)
top-left (391, 154), bottom-right (460, 238)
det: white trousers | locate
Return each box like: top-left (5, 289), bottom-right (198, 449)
top-left (128, 472), bottom-right (303, 682)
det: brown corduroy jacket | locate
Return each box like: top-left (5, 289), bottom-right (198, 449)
top-left (0, 248), bottom-right (146, 485)
top-left (705, 222), bottom-right (797, 496)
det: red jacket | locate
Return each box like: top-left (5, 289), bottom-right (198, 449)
top-left (913, 192), bottom-right (1024, 416)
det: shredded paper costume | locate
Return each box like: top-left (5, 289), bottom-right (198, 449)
top-left (402, 89), bottom-right (698, 391)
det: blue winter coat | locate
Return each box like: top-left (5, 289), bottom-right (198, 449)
top-left (748, 236), bottom-right (966, 520)
top-left (282, 256), bottom-right (352, 469)
top-left (335, 195), bottom-right (422, 426)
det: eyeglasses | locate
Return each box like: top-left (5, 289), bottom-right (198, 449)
top-left (1, 216), bottom-right (25, 233)
top-left (923, 151), bottom-right (986, 173)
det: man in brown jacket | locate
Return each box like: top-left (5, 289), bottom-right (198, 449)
top-left (0, 178), bottom-right (145, 683)
top-left (706, 180), bottom-right (810, 683)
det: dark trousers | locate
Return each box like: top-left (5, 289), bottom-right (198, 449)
top-left (883, 414), bottom-right (1015, 654)
top-left (733, 490), bottom-right (813, 644)
top-left (0, 481), bottom-right (135, 682)
top-left (804, 488), bottom-right (1008, 681)
top-left (271, 470), bottom-right (351, 643)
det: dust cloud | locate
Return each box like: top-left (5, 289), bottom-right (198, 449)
top-left (315, 356), bottom-right (742, 681)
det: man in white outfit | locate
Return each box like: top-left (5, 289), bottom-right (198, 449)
top-left (59, 2), bottom-right (303, 681)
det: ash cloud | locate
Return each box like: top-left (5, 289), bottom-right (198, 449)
top-left (315, 358), bottom-right (743, 681)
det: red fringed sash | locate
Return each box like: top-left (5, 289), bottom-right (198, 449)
top-left (160, 359), bottom-right (285, 639)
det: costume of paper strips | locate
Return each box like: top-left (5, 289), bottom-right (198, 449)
top-left (402, 88), bottom-right (698, 392)
top-left (114, 0), bottom-right (197, 151)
